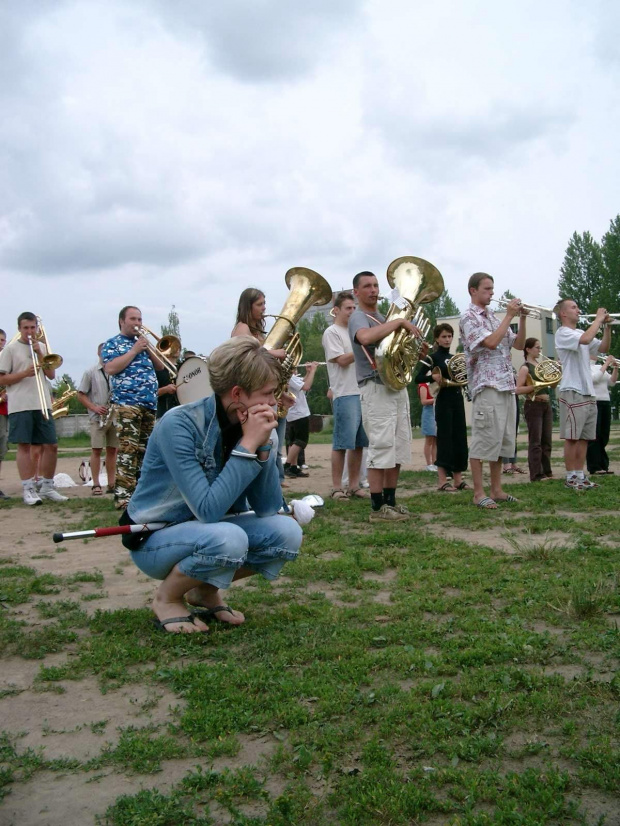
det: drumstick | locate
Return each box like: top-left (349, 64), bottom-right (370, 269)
top-left (52, 522), bottom-right (167, 543)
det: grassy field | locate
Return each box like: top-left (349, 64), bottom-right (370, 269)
top-left (0, 462), bottom-right (619, 823)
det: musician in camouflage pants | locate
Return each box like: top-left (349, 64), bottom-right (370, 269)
top-left (114, 405), bottom-right (156, 506)
top-left (101, 307), bottom-right (163, 509)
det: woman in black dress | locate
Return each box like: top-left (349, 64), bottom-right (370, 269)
top-left (415, 323), bottom-right (469, 492)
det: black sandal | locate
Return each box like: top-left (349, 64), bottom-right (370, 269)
top-left (438, 482), bottom-right (458, 492)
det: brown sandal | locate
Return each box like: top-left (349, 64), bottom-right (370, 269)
top-left (348, 487), bottom-right (370, 499)
top-left (330, 488), bottom-right (350, 500)
top-left (92, 485), bottom-right (102, 496)
top-left (438, 482), bottom-right (458, 492)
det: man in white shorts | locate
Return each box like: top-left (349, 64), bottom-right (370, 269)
top-left (459, 274), bottom-right (526, 509)
top-left (349, 271), bottom-right (425, 523)
top-left (554, 300), bottom-right (610, 490)
top-left (78, 344), bottom-right (119, 496)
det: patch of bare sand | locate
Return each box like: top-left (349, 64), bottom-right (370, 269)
top-left (1, 678), bottom-right (185, 762)
top-left (1, 733), bottom-right (278, 826)
top-left (424, 523), bottom-right (575, 555)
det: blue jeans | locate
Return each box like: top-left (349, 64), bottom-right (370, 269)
top-left (130, 512), bottom-right (302, 589)
top-left (332, 395), bottom-right (368, 451)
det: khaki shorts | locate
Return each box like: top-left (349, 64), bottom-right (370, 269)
top-left (559, 390), bottom-right (597, 441)
top-left (90, 420), bottom-right (120, 450)
top-left (469, 387), bottom-right (516, 462)
top-left (360, 381), bottom-right (411, 469)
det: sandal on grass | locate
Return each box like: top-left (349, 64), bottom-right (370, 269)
top-left (475, 497), bottom-right (497, 509)
top-left (153, 615), bottom-right (208, 634)
top-left (502, 468), bottom-right (514, 475)
top-left (189, 604), bottom-right (243, 625)
top-left (455, 481), bottom-right (472, 491)
top-left (347, 487), bottom-right (369, 499)
top-left (438, 482), bottom-right (458, 492)
top-left (92, 485), bottom-right (102, 496)
top-left (495, 494), bottom-right (519, 503)
top-left (330, 488), bottom-right (350, 500)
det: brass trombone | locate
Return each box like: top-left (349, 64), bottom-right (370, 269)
top-left (29, 318), bottom-right (63, 420)
top-left (134, 326), bottom-right (182, 378)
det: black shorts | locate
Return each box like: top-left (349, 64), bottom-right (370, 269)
top-left (285, 417), bottom-right (310, 450)
top-left (8, 410), bottom-right (57, 445)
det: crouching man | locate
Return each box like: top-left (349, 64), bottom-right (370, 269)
top-left (123, 337), bottom-right (303, 633)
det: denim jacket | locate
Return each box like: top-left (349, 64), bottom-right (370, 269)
top-left (128, 395), bottom-right (281, 525)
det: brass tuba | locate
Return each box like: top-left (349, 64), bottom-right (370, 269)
top-left (263, 267), bottom-right (333, 408)
top-left (375, 256), bottom-right (444, 391)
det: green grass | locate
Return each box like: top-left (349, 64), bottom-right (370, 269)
top-left (1, 483), bottom-right (619, 823)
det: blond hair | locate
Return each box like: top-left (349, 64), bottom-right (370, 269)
top-left (208, 336), bottom-right (281, 395)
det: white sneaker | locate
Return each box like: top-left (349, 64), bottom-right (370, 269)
top-left (425, 465), bottom-right (437, 472)
top-left (38, 485), bottom-right (68, 502)
top-left (359, 480), bottom-right (370, 488)
top-left (23, 487), bottom-right (42, 506)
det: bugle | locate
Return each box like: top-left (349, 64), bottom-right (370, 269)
top-left (134, 325), bottom-right (181, 378)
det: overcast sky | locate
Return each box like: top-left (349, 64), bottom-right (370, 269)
top-left (1, 0), bottom-right (619, 382)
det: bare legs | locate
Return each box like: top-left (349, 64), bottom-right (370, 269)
top-left (367, 465), bottom-right (400, 494)
top-left (564, 438), bottom-right (588, 473)
top-left (470, 458), bottom-right (509, 507)
top-left (16, 443), bottom-right (58, 481)
top-left (331, 447), bottom-right (363, 490)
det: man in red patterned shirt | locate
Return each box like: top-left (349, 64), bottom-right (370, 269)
top-left (459, 274), bottom-right (526, 509)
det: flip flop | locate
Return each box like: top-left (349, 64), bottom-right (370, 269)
top-left (92, 485), bottom-right (102, 496)
top-left (189, 604), bottom-right (242, 624)
top-left (438, 482), bottom-right (458, 492)
top-left (495, 495), bottom-right (519, 503)
top-left (475, 497), bottom-right (497, 509)
top-left (455, 482), bottom-right (472, 491)
top-left (153, 615), bottom-right (208, 633)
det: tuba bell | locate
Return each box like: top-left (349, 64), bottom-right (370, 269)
top-left (263, 267), bottom-right (333, 410)
top-left (375, 256), bottom-right (444, 391)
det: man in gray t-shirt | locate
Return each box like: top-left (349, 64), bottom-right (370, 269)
top-left (349, 271), bottom-right (425, 523)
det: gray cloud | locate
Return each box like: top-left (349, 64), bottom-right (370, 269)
top-left (149, 0), bottom-right (365, 81)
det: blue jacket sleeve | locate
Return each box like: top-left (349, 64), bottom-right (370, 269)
top-left (156, 412), bottom-right (263, 523)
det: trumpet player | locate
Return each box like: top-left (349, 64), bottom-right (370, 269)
top-left (77, 343), bottom-right (118, 496)
top-left (586, 353), bottom-right (618, 476)
top-left (554, 301), bottom-right (611, 490)
top-left (101, 306), bottom-right (164, 509)
top-left (459, 274), bottom-right (526, 509)
top-left (0, 312), bottom-right (67, 505)
top-left (349, 271), bottom-right (426, 522)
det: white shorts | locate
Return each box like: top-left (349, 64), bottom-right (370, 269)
top-left (360, 381), bottom-right (411, 470)
top-left (469, 387), bottom-right (516, 462)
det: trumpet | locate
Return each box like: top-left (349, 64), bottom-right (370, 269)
top-left (581, 313), bottom-right (620, 326)
top-left (491, 299), bottom-right (554, 319)
top-left (597, 353), bottom-right (620, 370)
top-left (134, 325), bottom-right (181, 378)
